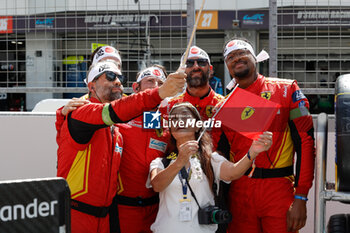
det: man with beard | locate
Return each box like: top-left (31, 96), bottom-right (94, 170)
top-left (219, 38), bottom-right (315, 233)
top-left (56, 60), bottom-right (186, 233)
top-left (160, 45), bottom-right (224, 121)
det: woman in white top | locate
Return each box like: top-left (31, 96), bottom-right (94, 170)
top-left (148, 102), bottom-right (273, 233)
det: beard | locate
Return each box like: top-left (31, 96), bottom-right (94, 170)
top-left (231, 60), bottom-right (251, 79)
top-left (102, 86), bottom-right (123, 102)
top-left (187, 69), bottom-right (209, 88)
top-left (234, 67), bottom-right (250, 79)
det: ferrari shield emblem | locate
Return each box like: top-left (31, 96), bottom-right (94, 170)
top-left (261, 91), bottom-right (271, 100)
top-left (241, 107), bottom-right (255, 120)
top-left (206, 105), bottom-right (214, 118)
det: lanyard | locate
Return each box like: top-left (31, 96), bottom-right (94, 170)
top-left (178, 166), bottom-right (191, 200)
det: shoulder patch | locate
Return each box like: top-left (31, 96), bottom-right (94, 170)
top-left (298, 100), bottom-right (309, 116)
top-left (292, 90), bottom-right (306, 103)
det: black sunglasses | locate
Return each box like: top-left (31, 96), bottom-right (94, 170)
top-left (95, 71), bottom-right (127, 85)
top-left (185, 59), bottom-right (209, 68)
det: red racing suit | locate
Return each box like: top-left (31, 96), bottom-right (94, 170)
top-left (220, 74), bottom-right (315, 233)
top-left (56, 88), bottom-right (163, 233)
top-left (159, 88), bottom-right (224, 121)
top-left (116, 116), bottom-right (170, 233)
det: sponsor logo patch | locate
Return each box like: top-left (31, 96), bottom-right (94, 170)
top-left (292, 90), bottom-right (306, 103)
top-left (114, 142), bottom-right (123, 156)
top-left (105, 47), bottom-right (114, 53)
top-left (299, 100), bottom-right (309, 116)
top-left (149, 138), bottom-right (167, 152)
top-left (190, 47), bottom-right (199, 54)
top-left (153, 69), bottom-right (161, 76)
top-left (0, 16), bottom-right (13, 34)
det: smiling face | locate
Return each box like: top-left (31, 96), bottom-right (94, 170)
top-left (185, 56), bottom-right (210, 88)
top-left (169, 106), bottom-right (199, 140)
top-left (225, 49), bottom-right (256, 80)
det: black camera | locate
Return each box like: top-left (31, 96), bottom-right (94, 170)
top-left (198, 205), bottom-right (232, 225)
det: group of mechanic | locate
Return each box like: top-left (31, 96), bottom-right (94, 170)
top-left (55, 37), bottom-right (315, 233)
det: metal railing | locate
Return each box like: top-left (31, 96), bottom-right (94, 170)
top-left (314, 113), bottom-right (350, 233)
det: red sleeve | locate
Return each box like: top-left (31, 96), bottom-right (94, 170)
top-left (69, 87), bottom-right (162, 126)
top-left (55, 106), bottom-right (65, 141)
top-left (109, 87), bottom-right (162, 122)
top-left (289, 81), bottom-right (315, 196)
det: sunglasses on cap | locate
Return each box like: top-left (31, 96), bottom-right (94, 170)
top-left (94, 71), bottom-right (127, 85)
top-left (185, 59), bottom-right (209, 68)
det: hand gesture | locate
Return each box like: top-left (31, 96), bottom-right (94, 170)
top-left (62, 98), bottom-right (90, 116)
top-left (175, 140), bottom-right (198, 167)
top-left (249, 131), bottom-right (273, 159)
top-left (158, 72), bottom-right (186, 99)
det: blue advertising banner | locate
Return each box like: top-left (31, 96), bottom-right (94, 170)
top-left (9, 8), bottom-right (350, 34)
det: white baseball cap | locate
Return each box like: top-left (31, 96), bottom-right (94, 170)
top-left (136, 67), bottom-right (166, 83)
top-left (92, 46), bottom-right (122, 65)
top-left (85, 61), bottom-right (122, 84)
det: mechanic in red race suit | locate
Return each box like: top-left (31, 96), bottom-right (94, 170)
top-left (116, 65), bottom-right (171, 233)
top-left (56, 60), bottom-right (186, 233)
top-left (159, 45), bottom-right (224, 122)
top-left (217, 38), bottom-right (315, 233)
top-left (55, 46), bottom-right (124, 121)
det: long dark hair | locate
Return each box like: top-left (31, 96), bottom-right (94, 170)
top-left (168, 102), bottom-right (215, 191)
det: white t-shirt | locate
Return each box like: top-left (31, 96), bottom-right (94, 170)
top-left (147, 152), bottom-right (229, 233)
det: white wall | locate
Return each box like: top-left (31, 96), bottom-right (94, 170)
top-left (0, 112), bottom-right (57, 181)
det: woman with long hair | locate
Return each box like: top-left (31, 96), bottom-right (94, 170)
top-left (148, 102), bottom-right (272, 233)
